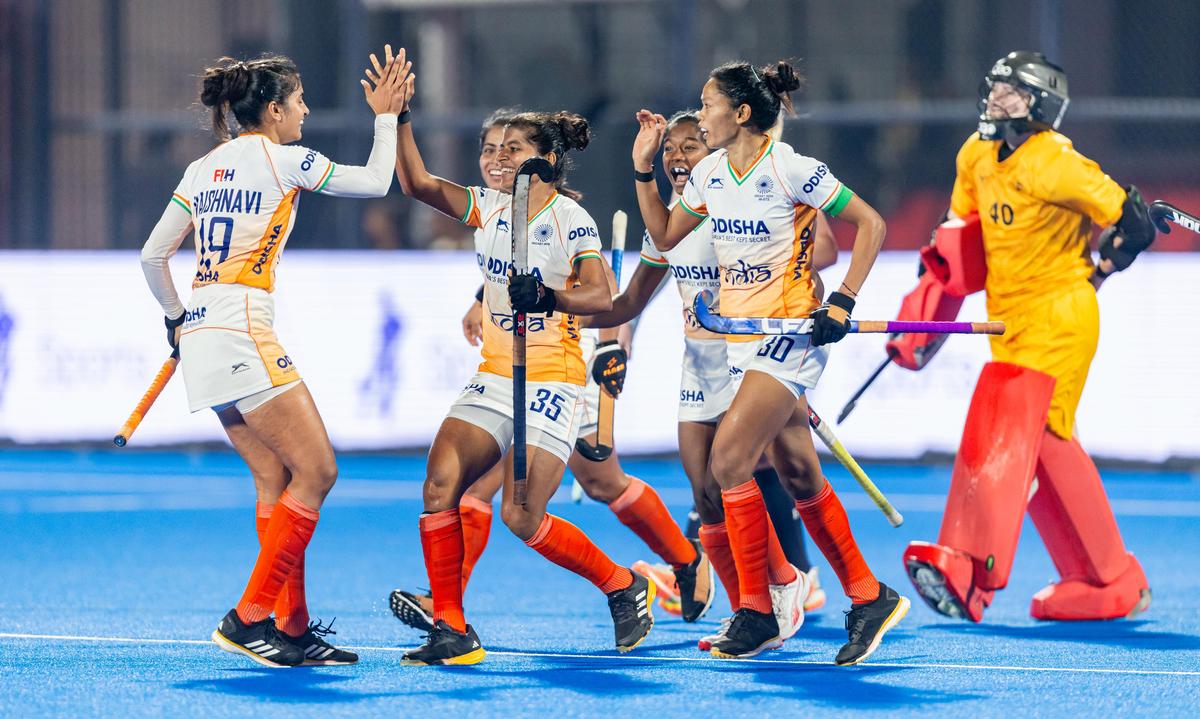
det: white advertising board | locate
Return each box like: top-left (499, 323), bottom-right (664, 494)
top-left (0, 251), bottom-right (1196, 461)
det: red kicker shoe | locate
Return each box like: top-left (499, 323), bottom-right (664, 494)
top-left (903, 541), bottom-right (992, 623)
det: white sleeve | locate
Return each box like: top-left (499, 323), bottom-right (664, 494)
top-left (139, 200), bottom-right (194, 319)
top-left (782, 152), bottom-right (853, 216)
top-left (276, 114), bottom-right (398, 198)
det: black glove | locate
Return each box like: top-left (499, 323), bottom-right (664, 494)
top-left (810, 291), bottom-right (854, 346)
top-left (165, 312), bottom-right (186, 351)
top-left (1099, 185), bottom-right (1155, 272)
top-left (591, 340), bottom-right (628, 398)
top-left (508, 273), bottom-right (557, 313)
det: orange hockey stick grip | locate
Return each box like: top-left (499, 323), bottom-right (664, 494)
top-left (113, 355), bottom-right (178, 447)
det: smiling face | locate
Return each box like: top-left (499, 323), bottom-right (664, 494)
top-left (662, 120), bottom-right (709, 194)
top-left (697, 78), bottom-right (744, 150)
top-left (271, 81), bottom-right (309, 143)
top-left (478, 124), bottom-right (506, 191)
top-left (496, 125), bottom-right (553, 192)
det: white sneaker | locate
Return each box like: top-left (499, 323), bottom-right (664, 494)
top-left (697, 615), bottom-right (733, 651)
top-left (769, 564), bottom-right (809, 641)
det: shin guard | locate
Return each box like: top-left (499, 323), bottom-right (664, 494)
top-left (904, 362), bottom-right (1054, 621)
top-left (1027, 432), bottom-right (1150, 620)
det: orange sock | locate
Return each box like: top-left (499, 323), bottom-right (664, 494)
top-left (236, 490), bottom-right (318, 624)
top-left (720, 481), bottom-right (772, 613)
top-left (699, 522), bottom-right (740, 612)
top-left (255, 502), bottom-right (310, 636)
top-left (766, 520), bottom-right (798, 586)
top-left (609, 477), bottom-right (697, 569)
top-left (525, 514), bottom-right (632, 593)
top-left (459, 495), bottom-right (493, 590)
top-left (420, 509), bottom-right (467, 633)
top-left (795, 482), bottom-right (880, 604)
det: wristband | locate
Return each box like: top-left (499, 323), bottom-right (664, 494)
top-left (827, 291), bottom-right (856, 313)
top-left (474, 285), bottom-right (484, 302)
top-left (634, 168), bottom-right (655, 183)
top-left (397, 110), bottom-right (411, 125)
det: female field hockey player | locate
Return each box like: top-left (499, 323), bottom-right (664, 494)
top-left (633, 60), bottom-right (908, 665)
top-left (138, 48), bottom-right (411, 667)
top-left (390, 110), bottom-right (712, 633)
top-left (391, 66), bottom-right (656, 665)
top-left (589, 110), bottom-right (836, 650)
top-left (903, 51), bottom-right (1154, 623)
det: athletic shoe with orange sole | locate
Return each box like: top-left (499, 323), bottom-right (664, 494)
top-left (632, 560), bottom-right (682, 617)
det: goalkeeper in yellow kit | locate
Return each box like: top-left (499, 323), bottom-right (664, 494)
top-left (903, 51), bottom-right (1156, 622)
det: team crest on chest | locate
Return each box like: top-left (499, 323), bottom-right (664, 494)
top-left (754, 175), bottom-right (775, 201)
top-left (533, 223), bottom-right (554, 245)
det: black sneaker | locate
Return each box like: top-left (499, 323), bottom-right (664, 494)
top-left (835, 582), bottom-right (911, 666)
top-left (389, 588), bottom-right (435, 632)
top-left (285, 618), bottom-right (358, 665)
top-left (401, 620), bottom-right (486, 666)
top-left (674, 540), bottom-right (715, 623)
top-left (709, 608), bottom-right (782, 659)
top-left (607, 571), bottom-right (655, 652)
top-left (212, 608), bottom-right (305, 668)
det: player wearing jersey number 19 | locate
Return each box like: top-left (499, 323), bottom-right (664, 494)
top-left (633, 60), bottom-right (908, 665)
top-left (139, 47), bottom-right (412, 667)
top-left (391, 60), bottom-right (654, 665)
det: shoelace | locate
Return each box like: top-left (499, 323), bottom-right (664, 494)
top-left (843, 608), bottom-right (869, 644)
top-left (306, 618), bottom-right (338, 639)
top-left (608, 590), bottom-right (640, 625)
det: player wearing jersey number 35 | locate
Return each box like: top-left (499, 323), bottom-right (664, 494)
top-left (139, 47), bottom-right (412, 667)
top-left (633, 60), bottom-right (908, 665)
top-left (391, 55), bottom-right (656, 666)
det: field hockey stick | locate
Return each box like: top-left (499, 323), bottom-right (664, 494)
top-left (836, 355), bottom-right (892, 424)
top-left (1149, 200), bottom-right (1200, 235)
top-left (691, 291), bottom-right (1004, 336)
top-left (113, 349), bottom-right (179, 447)
top-left (574, 211), bottom-right (628, 479)
top-left (807, 404), bottom-right (903, 527)
top-left (511, 157), bottom-right (555, 507)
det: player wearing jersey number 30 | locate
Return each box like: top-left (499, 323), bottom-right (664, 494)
top-left (139, 47), bottom-right (412, 667)
top-left (634, 60), bottom-right (908, 665)
top-left (391, 55), bottom-right (655, 666)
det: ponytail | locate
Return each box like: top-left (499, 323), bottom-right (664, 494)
top-left (199, 55), bottom-right (300, 141)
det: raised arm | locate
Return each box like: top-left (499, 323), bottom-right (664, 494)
top-left (632, 110), bottom-right (702, 251)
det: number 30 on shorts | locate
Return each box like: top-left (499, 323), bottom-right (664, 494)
top-left (529, 388), bottom-right (567, 421)
top-left (756, 336), bottom-right (795, 362)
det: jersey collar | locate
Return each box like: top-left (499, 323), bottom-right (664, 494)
top-left (726, 138), bottom-right (774, 185)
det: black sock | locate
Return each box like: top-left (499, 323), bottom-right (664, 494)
top-left (754, 467), bottom-right (812, 572)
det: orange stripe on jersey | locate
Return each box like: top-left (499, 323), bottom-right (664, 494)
top-left (784, 205), bottom-right (820, 317)
top-left (234, 188), bottom-right (298, 291)
top-left (171, 193), bottom-right (192, 214)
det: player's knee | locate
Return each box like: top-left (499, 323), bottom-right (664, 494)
top-left (709, 447), bottom-right (755, 489)
top-left (580, 472), bottom-right (627, 505)
top-left (422, 467), bottom-right (462, 511)
top-left (500, 503), bottom-right (543, 541)
top-left (312, 455), bottom-right (338, 493)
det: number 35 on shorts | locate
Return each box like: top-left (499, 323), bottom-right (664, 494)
top-left (530, 388), bottom-right (567, 421)
top-left (756, 336), bottom-right (795, 362)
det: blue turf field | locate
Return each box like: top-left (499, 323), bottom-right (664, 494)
top-left (1, 449), bottom-right (1198, 717)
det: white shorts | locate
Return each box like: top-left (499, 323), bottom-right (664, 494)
top-left (679, 337), bottom-right (735, 423)
top-left (212, 380), bottom-right (302, 415)
top-left (446, 371), bottom-right (583, 465)
top-left (576, 329), bottom-right (602, 438)
top-left (726, 335), bottom-right (829, 400)
top-left (179, 284), bottom-right (300, 413)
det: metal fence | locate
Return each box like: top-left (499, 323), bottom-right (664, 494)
top-left (2, 0), bottom-right (1199, 252)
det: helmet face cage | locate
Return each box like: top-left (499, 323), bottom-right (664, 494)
top-left (976, 52), bottom-right (1069, 141)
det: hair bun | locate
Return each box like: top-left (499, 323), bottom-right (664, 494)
top-left (763, 61), bottom-right (802, 95)
top-left (553, 111), bottom-right (591, 151)
top-left (200, 57), bottom-right (252, 108)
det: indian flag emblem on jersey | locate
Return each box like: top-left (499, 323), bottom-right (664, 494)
top-left (754, 175), bottom-right (774, 200)
top-left (533, 223), bottom-right (555, 245)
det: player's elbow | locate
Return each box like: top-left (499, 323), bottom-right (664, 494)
top-left (139, 241), bottom-right (165, 269)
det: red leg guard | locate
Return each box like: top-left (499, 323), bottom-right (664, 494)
top-left (904, 362), bottom-right (1054, 621)
top-left (1027, 431), bottom-right (1151, 620)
